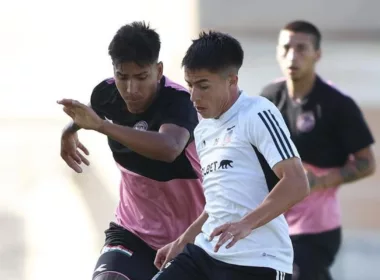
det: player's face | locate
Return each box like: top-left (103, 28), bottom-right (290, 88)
top-left (185, 68), bottom-right (236, 119)
top-left (114, 61), bottom-right (163, 114)
top-left (276, 30), bottom-right (321, 81)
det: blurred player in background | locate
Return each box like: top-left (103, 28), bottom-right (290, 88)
top-left (57, 21), bottom-right (205, 280)
top-left (261, 20), bottom-right (376, 280)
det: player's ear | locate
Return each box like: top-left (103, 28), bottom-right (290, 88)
top-left (228, 74), bottom-right (238, 87)
top-left (156, 62), bottom-right (164, 81)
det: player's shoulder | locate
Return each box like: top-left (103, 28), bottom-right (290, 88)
top-left (90, 77), bottom-right (118, 107)
top-left (240, 94), bottom-right (279, 118)
top-left (160, 76), bottom-right (189, 97)
top-left (235, 94), bottom-right (283, 132)
top-left (316, 77), bottom-right (359, 108)
top-left (156, 76), bottom-right (192, 106)
top-left (260, 78), bottom-right (286, 102)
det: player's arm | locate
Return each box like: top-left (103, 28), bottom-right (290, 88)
top-left (61, 102), bottom-right (94, 135)
top-left (62, 116), bottom-right (83, 135)
top-left (98, 122), bottom-right (190, 162)
top-left (241, 157), bottom-right (309, 230)
top-left (339, 147), bottom-right (375, 182)
top-left (212, 158), bottom-right (309, 252)
top-left (58, 99), bottom-right (191, 163)
top-left (240, 103), bottom-right (309, 229)
top-left (177, 210), bottom-right (209, 244)
top-left (154, 211), bottom-right (208, 269)
top-left (60, 80), bottom-right (114, 136)
top-left (63, 121), bottom-right (81, 134)
top-left (59, 103), bottom-right (94, 173)
top-left (58, 80), bottom-right (113, 172)
top-left (309, 147), bottom-right (375, 189)
top-left (98, 93), bottom-right (197, 163)
top-left (60, 101), bottom-right (190, 162)
top-left (308, 97), bottom-right (376, 189)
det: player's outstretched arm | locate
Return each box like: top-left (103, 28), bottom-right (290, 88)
top-left (59, 101), bottom-right (93, 173)
top-left (154, 211), bottom-right (208, 270)
top-left (98, 121), bottom-right (190, 163)
top-left (57, 98), bottom-right (191, 163)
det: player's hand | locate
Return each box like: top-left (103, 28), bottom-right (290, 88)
top-left (209, 221), bottom-right (252, 252)
top-left (154, 239), bottom-right (186, 270)
top-left (57, 99), bottom-right (104, 130)
top-left (61, 131), bottom-right (90, 173)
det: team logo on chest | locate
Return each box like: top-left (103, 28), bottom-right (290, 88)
top-left (296, 111), bottom-right (315, 133)
top-left (222, 125), bottom-right (235, 146)
top-left (133, 120), bottom-right (148, 131)
top-left (213, 138), bottom-right (219, 146)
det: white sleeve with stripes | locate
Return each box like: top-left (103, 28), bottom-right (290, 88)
top-left (248, 101), bottom-right (300, 168)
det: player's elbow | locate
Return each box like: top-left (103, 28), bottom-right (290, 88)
top-left (159, 144), bottom-right (183, 163)
top-left (357, 156), bottom-right (376, 179)
top-left (367, 159), bottom-right (376, 176)
top-left (158, 131), bottom-right (189, 163)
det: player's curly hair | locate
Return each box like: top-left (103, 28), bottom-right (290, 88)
top-left (108, 21), bottom-right (161, 66)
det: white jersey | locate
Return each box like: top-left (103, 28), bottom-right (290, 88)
top-left (194, 92), bottom-right (300, 273)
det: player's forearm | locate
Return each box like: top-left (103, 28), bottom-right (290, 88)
top-left (178, 211), bottom-right (208, 244)
top-left (318, 156), bottom-right (375, 188)
top-left (241, 176), bottom-right (309, 230)
top-left (97, 121), bottom-right (182, 162)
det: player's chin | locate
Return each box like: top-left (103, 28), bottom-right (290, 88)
top-left (196, 108), bottom-right (212, 119)
top-left (288, 73), bottom-right (303, 81)
top-left (126, 102), bottom-right (145, 114)
top-left (198, 112), bottom-right (212, 119)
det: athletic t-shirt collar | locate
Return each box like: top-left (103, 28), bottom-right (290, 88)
top-left (282, 75), bottom-right (322, 106)
top-left (212, 90), bottom-right (246, 124)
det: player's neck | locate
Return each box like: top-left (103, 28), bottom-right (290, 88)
top-left (286, 73), bottom-right (316, 100)
top-left (217, 89), bottom-right (241, 119)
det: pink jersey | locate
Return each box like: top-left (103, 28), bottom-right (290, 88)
top-left (285, 163), bottom-right (341, 235)
top-left (116, 142), bottom-right (205, 249)
top-left (91, 75), bottom-right (205, 250)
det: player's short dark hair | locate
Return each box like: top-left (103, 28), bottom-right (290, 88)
top-left (108, 21), bottom-right (161, 66)
top-left (182, 31), bottom-right (244, 75)
top-left (283, 20), bottom-right (322, 50)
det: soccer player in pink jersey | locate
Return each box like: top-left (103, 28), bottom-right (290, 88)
top-left (261, 20), bottom-right (376, 280)
top-left (58, 21), bottom-right (205, 280)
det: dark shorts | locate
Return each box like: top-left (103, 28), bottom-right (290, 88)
top-left (291, 227), bottom-right (342, 280)
top-left (92, 222), bottom-right (158, 280)
top-left (153, 243), bottom-right (291, 280)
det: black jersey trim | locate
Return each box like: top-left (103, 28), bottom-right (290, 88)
top-left (258, 110), bottom-right (295, 160)
top-left (268, 110), bottom-right (296, 158)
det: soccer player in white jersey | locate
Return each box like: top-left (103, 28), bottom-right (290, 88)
top-left (151, 31), bottom-right (310, 280)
